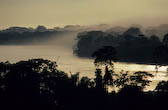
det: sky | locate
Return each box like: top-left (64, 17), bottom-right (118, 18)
top-left (0, 0), bottom-right (168, 29)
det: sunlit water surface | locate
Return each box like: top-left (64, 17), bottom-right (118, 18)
top-left (0, 45), bottom-right (168, 91)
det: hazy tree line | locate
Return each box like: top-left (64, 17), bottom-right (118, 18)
top-left (1, 24), bottom-right (168, 45)
top-left (0, 25), bottom-right (110, 45)
top-left (0, 30), bottom-right (76, 45)
top-left (74, 27), bottom-right (168, 65)
top-left (0, 24), bottom-right (118, 45)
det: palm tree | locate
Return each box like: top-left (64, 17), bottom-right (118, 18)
top-left (92, 46), bottom-right (117, 91)
top-left (92, 46), bottom-right (117, 67)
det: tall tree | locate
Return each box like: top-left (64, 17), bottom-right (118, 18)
top-left (95, 69), bottom-right (103, 89)
top-left (92, 46), bottom-right (117, 90)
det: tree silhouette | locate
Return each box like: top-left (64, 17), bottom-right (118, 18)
top-left (95, 69), bottom-right (103, 89)
top-left (153, 45), bottom-right (168, 72)
top-left (155, 81), bottom-right (168, 92)
top-left (130, 71), bottom-right (153, 90)
top-left (163, 34), bottom-right (168, 47)
top-left (3, 59), bottom-right (70, 109)
top-left (0, 61), bottom-right (11, 89)
top-left (70, 72), bottom-right (79, 86)
top-left (79, 77), bottom-right (94, 88)
top-left (115, 70), bottom-right (129, 89)
top-left (104, 66), bottom-right (114, 89)
top-left (1, 58), bottom-right (168, 110)
top-left (92, 46), bottom-right (117, 91)
top-left (92, 46), bottom-right (117, 67)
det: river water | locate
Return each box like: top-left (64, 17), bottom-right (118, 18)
top-left (0, 45), bottom-right (167, 91)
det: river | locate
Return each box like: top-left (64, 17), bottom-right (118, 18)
top-left (0, 45), bottom-right (167, 91)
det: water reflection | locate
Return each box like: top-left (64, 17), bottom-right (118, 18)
top-left (0, 45), bottom-right (167, 90)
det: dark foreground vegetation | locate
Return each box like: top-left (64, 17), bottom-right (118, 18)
top-left (0, 57), bottom-right (168, 110)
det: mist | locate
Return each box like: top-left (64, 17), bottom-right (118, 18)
top-left (0, 24), bottom-right (168, 49)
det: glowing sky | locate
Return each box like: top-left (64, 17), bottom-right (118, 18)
top-left (0, 0), bottom-right (168, 28)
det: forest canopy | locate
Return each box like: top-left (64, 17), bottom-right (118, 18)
top-left (74, 27), bottom-right (168, 64)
